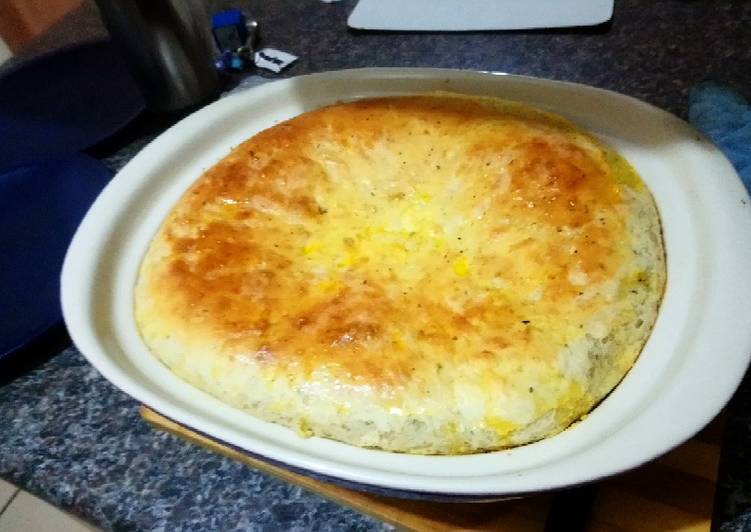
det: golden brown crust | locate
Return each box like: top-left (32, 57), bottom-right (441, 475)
top-left (136, 94), bottom-right (665, 453)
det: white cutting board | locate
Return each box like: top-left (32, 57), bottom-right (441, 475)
top-left (347, 0), bottom-right (614, 31)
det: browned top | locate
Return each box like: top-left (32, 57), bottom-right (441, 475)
top-left (138, 95), bottom-right (639, 390)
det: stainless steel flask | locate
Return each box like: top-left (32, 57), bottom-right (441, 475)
top-left (94, 0), bottom-right (220, 111)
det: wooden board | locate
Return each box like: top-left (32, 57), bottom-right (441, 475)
top-left (141, 407), bottom-right (723, 531)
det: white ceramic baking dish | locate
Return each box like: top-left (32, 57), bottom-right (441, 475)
top-left (61, 68), bottom-right (751, 498)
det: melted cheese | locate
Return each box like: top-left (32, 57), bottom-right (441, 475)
top-left (135, 94), bottom-right (665, 454)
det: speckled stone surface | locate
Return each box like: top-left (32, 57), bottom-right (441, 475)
top-left (0, 348), bottom-right (391, 531)
top-left (2, 1), bottom-right (751, 530)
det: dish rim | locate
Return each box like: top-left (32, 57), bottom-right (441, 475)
top-left (61, 67), bottom-right (751, 497)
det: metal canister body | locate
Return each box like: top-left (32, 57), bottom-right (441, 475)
top-left (94, 0), bottom-right (220, 111)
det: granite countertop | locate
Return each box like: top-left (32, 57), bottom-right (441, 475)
top-left (2, 1), bottom-right (751, 530)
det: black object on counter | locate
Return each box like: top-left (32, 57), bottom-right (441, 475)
top-left (94, 0), bottom-right (220, 111)
top-left (0, 155), bottom-right (112, 363)
top-left (0, 39), bottom-right (144, 172)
